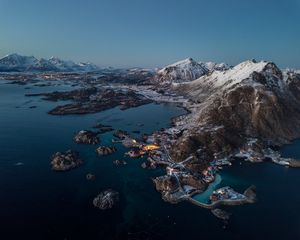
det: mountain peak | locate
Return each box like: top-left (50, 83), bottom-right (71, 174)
top-left (154, 58), bottom-right (209, 84)
top-left (167, 57), bottom-right (196, 67)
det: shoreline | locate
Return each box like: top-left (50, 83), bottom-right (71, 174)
top-left (187, 185), bottom-right (257, 209)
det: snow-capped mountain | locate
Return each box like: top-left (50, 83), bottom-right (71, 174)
top-left (0, 54), bottom-right (38, 72)
top-left (154, 58), bottom-right (209, 84)
top-left (0, 54), bottom-right (100, 72)
top-left (171, 59), bottom-right (300, 162)
top-left (181, 59), bottom-right (283, 98)
top-left (153, 58), bottom-right (232, 85)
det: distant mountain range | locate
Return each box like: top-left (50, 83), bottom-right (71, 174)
top-left (0, 54), bottom-right (100, 72)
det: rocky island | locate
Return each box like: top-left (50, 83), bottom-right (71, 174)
top-left (93, 189), bottom-right (120, 210)
top-left (96, 146), bottom-right (117, 156)
top-left (26, 87), bottom-right (152, 115)
top-left (50, 150), bottom-right (83, 171)
top-left (74, 130), bottom-right (100, 145)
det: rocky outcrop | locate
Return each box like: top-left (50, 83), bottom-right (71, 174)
top-left (93, 189), bottom-right (120, 210)
top-left (96, 146), bottom-right (117, 156)
top-left (86, 173), bottom-right (96, 181)
top-left (288, 159), bottom-right (300, 168)
top-left (179, 174), bottom-right (206, 191)
top-left (113, 130), bottom-right (129, 139)
top-left (92, 123), bottom-right (114, 134)
top-left (50, 150), bottom-right (82, 171)
top-left (153, 175), bottom-right (179, 193)
top-left (113, 160), bottom-right (127, 166)
top-left (74, 130), bottom-right (100, 145)
top-left (211, 208), bottom-right (231, 220)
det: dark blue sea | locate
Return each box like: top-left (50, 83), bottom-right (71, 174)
top-left (0, 80), bottom-right (299, 239)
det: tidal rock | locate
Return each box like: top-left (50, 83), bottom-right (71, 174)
top-left (92, 123), bottom-right (114, 134)
top-left (113, 160), bottom-right (127, 166)
top-left (86, 173), bottom-right (96, 181)
top-left (288, 159), bottom-right (300, 168)
top-left (74, 130), bottom-right (100, 145)
top-left (141, 162), bottom-right (147, 169)
top-left (96, 146), bottom-right (117, 156)
top-left (113, 130), bottom-right (129, 139)
top-left (50, 150), bottom-right (82, 171)
top-left (93, 189), bottom-right (119, 210)
top-left (211, 209), bottom-right (231, 220)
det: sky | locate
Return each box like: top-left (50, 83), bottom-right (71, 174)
top-left (0, 0), bottom-right (299, 68)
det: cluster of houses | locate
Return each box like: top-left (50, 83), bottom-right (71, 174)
top-left (119, 127), bottom-right (250, 205)
top-left (210, 186), bottom-right (246, 202)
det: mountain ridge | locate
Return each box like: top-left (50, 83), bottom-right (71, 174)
top-left (153, 57), bottom-right (231, 84)
top-left (0, 53), bottom-right (100, 72)
top-left (166, 59), bottom-right (300, 169)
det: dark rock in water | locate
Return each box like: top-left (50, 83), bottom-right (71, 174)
top-left (141, 162), bottom-right (147, 169)
top-left (243, 185), bottom-right (257, 202)
top-left (99, 127), bottom-right (114, 134)
top-left (93, 189), bottom-right (119, 210)
top-left (34, 83), bottom-right (51, 87)
top-left (211, 208), bottom-right (231, 220)
top-left (113, 130), bottom-right (129, 139)
top-left (74, 130), bottom-right (100, 145)
top-left (50, 150), bottom-right (82, 171)
top-left (86, 173), bottom-right (96, 181)
top-left (96, 146), bottom-right (117, 156)
top-left (288, 159), bottom-right (300, 168)
top-left (92, 123), bottom-right (114, 134)
top-left (93, 123), bottom-right (112, 129)
top-left (96, 127), bottom-right (114, 134)
top-left (113, 159), bottom-right (127, 166)
top-left (132, 130), bottom-right (141, 134)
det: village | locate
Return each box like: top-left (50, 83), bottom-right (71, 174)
top-left (113, 126), bottom-right (251, 209)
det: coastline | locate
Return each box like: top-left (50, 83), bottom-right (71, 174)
top-left (187, 185), bottom-right (256, 209)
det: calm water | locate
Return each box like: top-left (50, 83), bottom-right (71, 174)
top-left (192, 174), bottom-right (222, 204)
top-left (1, 80), bottom-right (300, 239)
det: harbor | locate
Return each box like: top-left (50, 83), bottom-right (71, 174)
top-left (117, 125), bottom-right (256, 212)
